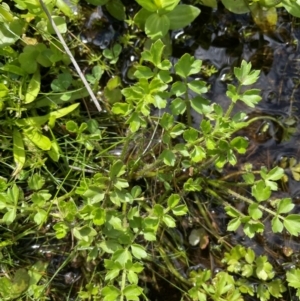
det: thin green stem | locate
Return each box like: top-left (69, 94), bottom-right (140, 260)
top-left (185, 80), bottom-right (192, 127)
top-left (120, 268), bottom-right (127, 301)
top-left (208, 180), bottom-right (279, 218)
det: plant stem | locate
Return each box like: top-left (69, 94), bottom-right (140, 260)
top-left (185, 80), bottom-right (192, 127)
top-left (120, 268), bottom-right (127, 301)
top-left (208, 180), bottom-right (279, 218)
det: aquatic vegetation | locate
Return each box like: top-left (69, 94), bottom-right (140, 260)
top-left (0, 0), bottom-right (300, 300)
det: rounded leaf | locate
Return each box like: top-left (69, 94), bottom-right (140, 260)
top-left (166, 5), bottom-right (200, 30)
top-left (283, 0), bottom-right (300, 18)
top-left (135, 0), bottom-right (158, 11)
top-left (145, 13), bottom-right (170, 39)
top-left (259, 0), bottom-right (282, 8)
top-left (221, 0), bottom-right (250, 14)
top-left (107, 0), bottom-right (125, 21)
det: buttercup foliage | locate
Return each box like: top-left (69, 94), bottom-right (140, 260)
top-left (0, 0), bottom-right (299, 300)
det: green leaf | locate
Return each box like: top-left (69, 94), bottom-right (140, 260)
top-left (170, 123), bottom-right (185, 138)
top-left (28, 174), bottom-right (45, 190)
top-left (112, 249), bottom-right (132, 266)
top-left (175, 53), bottom-right (202, 78)
top-left (221, 0), bottom-right (250, 13)
top-left (230, 136), bottom-right (248, 154)
top-left (131, 186), bottom-right (142, 198)
top-left (66, 120), bottom-right (78, 133)
top-left (0, 3), bottom-right (13, 22)
top-left (112, 102), bottom-right (132, 115)
top-left (283, 0), bottom-right (300, 18)
top-left (13, 128), bottom-right (25, 177)
top-left (234, 60), bottom-right (260, 85)
top-left (183, 178), bottom-right (202, 191)
top-left (58, 199), bottom-right (77, 222)
top-left (226, 84), bottom-right (239, 103)
top-left (34, 209), bottom-right (47, 225)
top-left (23, 128), bottom-right (51, 151)
top-left (93, 208), bottom-right (106, 225)
top-left (123, 284), bottom-right (143, 301)
top-left (248, 203), bottom-right (262, 220)
top-left (172, 204), bottom-right (188, 216)
top-left (131, 244), bottom-right (147, 259)
top-left (0, 277), bottom-right (12, 298)
top-left (83, 186), bottom-right (105, 203)
top-left (255, 255), bottom-right (274, 280)
top-left (171, 81), bottom-right (186, 96)
top-left (242, 173), bottom-right (255, 184)
top-left (106, 0), bottom-right (125, 21)
top-left (102, 286), bottom-right (121, 301)
top-left (261, 166), bottom-right (284, 181)
top-left (0, 83), bottom-right (8, 98)
top-left (16, 115), bottom-right (49, 128)
top-left (105, 269), bottom-right (120, 281)
top-left (163, 214), bottom-right (176, 227)
top-left (227, 217), bottom-right (241, 231)
top-left (287, 269), bottom-right (300, 288)
top-left (19, 49), bottom-right (38, 74)
top-left (243, 220), bottom-right (264, 238)
top-left (191, 145), bottom-right (206, 162)
top-left (12, 269), bottom-right (30, 297)
top-left (51, 72), bottom-right (72, 92)
top-left (25, 69), bottom-right (41, 103)
top-left (187, 80), bottom-right (208, 94)
top-left (127, 270), bottom-right (139, 284)
top-left (28, 261), bottom-right (49, 285)
top-left (134, 66), bottom-right (154, 79)
top-left (47, 16), bottom-right (67, 34)
top-left (134, 8), bottom-right (153, 29)
top-left (0, 19), bottom-right (24, 48)
top-left (160, 112), bottom-right (174, 130)
top-left (284, 214), bottom-right (300, 236)
top-left (171, 98), bottom-right (186, 115)
top-left (135, 0), bottom-right (158, 11)
top-left (251, 180), bottom-right (271, 202)
top-left (73, 225), bottom-right (97, 242)
top-left (110, 160), bottom-right (126, 178)
top-left (127, 112), bottom-right (142, 132)
top-left (167, 194), bottom-right (180, 209)
top-left (245, 248), bottom-right (255, 264)
top-left (92, 65), bottom-right (103, 81)
top-left (225, 206), bottom-right (240, 218)
top-left (159, 149), bottom-right (175, 166)
top-left (142, 39), bottom-right (165, 67)
top-left (271, 216), bottom-right (284, 233)
top-left (183, 128), bottom-right (198, 142)
top-left (158, 0), bottom-right (180, 11)
top-left (199, 0), bottom-right (217, 8)
top-left (50, 103), bottom-right (80, 119)
top-left (190, 96), bottom-right (211, 115)
top-left (53, 222), bottom-right (69, 239)
top-left (114, 179), bottom-right (129, 191)
top-left (86, 0), bottom-right (109, 5)
top-left (153, 204), bottom-right (164, 217)
top-left (166, 4), bottom-right (201, 30)
top-left (99, 240), bottom-right (121, 254)
top-left (240, 89), bottom-right (262, 108)
top-left (277, 198), bottom-right (294, 214)
top-left (145, 13), bottom-right (170, 39)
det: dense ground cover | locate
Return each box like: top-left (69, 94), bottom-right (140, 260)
top-left (2, 0), bottom-right (300, 300)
